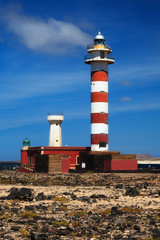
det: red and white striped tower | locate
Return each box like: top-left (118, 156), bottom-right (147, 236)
top-left (85, 31), bottom-right (114, 151)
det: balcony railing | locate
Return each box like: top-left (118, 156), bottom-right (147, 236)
top-left (21, 163), bottom-right (34, 171)
top-left (84, 54), bottom-right (114, 61)
top-left (48, 112), bottom-right (63, 116)
top-left (87, 43), bottom-right (112, 51)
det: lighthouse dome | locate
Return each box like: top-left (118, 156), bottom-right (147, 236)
top-left (94, 31), bottom-right (105, 45)
top-left (23, 137), bottom-right (30, 146)
top-left (94, 31), bottom-right (105, 40)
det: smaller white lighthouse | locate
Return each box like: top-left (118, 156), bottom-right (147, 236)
top-left (47, 115), bottom-right (64, 147)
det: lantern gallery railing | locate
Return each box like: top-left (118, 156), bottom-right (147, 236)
top-left (84, 54), bottom-right (114, 61)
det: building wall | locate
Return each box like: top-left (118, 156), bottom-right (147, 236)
top-left (35, 154), bottom-right (69, 173)
top-left (20, 150), bottom-right (28, 172)
top-left (104, 153), bottom-right (137, 171)
top-left (79, 151), bottom-right (137, 171)
top-left (48, 154), bottom-right (69, 173)
top-left (62, 158), bottom-right (70, 173)
top-left (42, 147), bottom-right (88, 170)
top-left (110, 159), bottom-right (137, 170)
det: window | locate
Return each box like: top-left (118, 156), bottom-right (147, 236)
top-left (100, 51), bottom-right (105, 59)
top-left (76, 156), bottom-right (80, 165)
top-left (94, 39), bottom-right (105, 45)
top-left (99, 142), bottom-right (106, 147)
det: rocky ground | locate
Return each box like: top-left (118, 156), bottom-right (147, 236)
top-left (0, 172), bottom-right (159, 240)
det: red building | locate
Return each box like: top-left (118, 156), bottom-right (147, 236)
top-left (21, 146), bottom-right (137, 173)
top-left (21, 145), bottom-right (90, 173)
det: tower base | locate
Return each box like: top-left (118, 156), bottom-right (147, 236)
top-left (79, 151), bottom-right (137, 171)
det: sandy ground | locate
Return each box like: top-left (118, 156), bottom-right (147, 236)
top-left (0, 182), bottom-right (159, 210)
top-left (0, 172), bottom-right (159, 239)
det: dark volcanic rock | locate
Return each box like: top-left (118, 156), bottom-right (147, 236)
top-left (18, 187), bottom-right (34, 200)
top-left (90, 194), bottom-right (107, 199)
top-left (114, 234), bottom-right (123, 239)
top-left (152, 228), bottom-right (160, 238)
top-left (71, 193), bottom-right (77, 200)
top-left (7, 187), bottom-right (18, 199)
top-left (8, 187), bottom-right (34, 201)
top-left (30, 232), bottom-right (48, 240)
top-left (115, 184), bottom-right (123, 189)
top-left (134, 225), bottom-right (141, 231)
top-left (25, 205), bottom-right (35, 211)
top-left (125, 187), bottom-right (140, 197)
top-left (11, 226), bottom-right (21, 231)
top-left (80, 196), bottom-right (90, 202)
top-left (36, 192), bottom-right (47, 201)
top-left (111, 206), bottom-right (123, 215)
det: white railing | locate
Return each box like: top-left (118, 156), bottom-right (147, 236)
top-left (84, 54), bottom-right (114, 61)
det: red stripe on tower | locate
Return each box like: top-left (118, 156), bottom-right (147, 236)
top-left (91, 71), bottom-right (108, 82)
top-left (91, 113), bottom-right (108, 124)
top-left (91, 92), bottom-right (108, 102)
top-left (91, 134), bottom-right (108, 144)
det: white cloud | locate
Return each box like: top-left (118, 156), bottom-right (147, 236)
top-left (121, 96), bottom-right (132, 101)
top-left (111, 102), bottom-right (160, 114)
top-left (0, 107), bottom-right (90, 130)
top-left (120, 80), bottom-right (132, 86)
top-left (3, 11), bottom-right (92, 54)
top-left (110, 64), bottom-right (160, 83)
top-left (0, 70), bottom-right (89, 105)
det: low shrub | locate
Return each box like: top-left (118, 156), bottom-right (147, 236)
top-left (53, 196), bottom-right (68, 204)
top-left (19, 211), bottom-right (37, 219)
top-left (52, 220), bottom-right (68, 228)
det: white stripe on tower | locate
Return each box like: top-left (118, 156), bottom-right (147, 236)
top-left (91, 102), bottom-right (108, 113)
top-left (91, 81), bottom-right (108, 93)
top-left (91, 123), bottom-right (108, 134)
top-left (84, 31), bottom-right (114, 151)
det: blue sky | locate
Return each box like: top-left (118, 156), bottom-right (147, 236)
top-left (0, 0), bottom-right (160, 161)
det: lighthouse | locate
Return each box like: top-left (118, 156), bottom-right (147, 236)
top-left (85, 31), bottom-right (114, 151)
top-left (20, 31), bottom-right (138, 173)
top-left (47, 114), bottom-right (64, 147)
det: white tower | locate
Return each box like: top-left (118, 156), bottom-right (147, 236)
top-left (85, 31), bottom-right (114, 151)
top-left (47, 115), bottom-right (64, 147)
